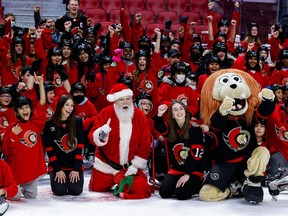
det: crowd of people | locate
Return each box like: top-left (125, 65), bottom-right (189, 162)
top-left (1, 0), bottom-right (288, 214)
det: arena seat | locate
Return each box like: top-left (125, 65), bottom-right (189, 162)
top-left (190, 0), bottom-right (208, 15)
top-left (146, 0), bottom-right (167, 15)
top-left (145, 23), bottom-right (165, 38)
top-left (109, 9), bottom-right (131, 24)
top-left (123, 0), bottom-right (146, 15)
top-left (79, 0), bottom-right (101, 12)
top-left (157, 11), bottom-right (179, 24)
top-left (134, 10), bottom-right (156, 27)
top-left (180, 11), bottom-right (201, 24)
top-left (102, 0), bottom-right (123, 13)
top-left (98, 21), bottom-right (114, 36)
top-left (167, 0), bottom-right (189, 14)
top-left (85, 8), bottom-right (107, 25)
top-left (202, 12), bottom-right (223, 25)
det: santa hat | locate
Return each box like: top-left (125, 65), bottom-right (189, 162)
top-left (107, 83), bottom-right (133, 102)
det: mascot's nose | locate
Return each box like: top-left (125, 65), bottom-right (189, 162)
top-left (230, 84), bottom-right (237, 89)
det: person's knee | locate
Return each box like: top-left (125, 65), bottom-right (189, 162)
top-left (52, 186), bottom-right (67, 196)
top-left (69, 187), bottom-right (83, 196)
top-left (199, 184), bottom-right (229, 201)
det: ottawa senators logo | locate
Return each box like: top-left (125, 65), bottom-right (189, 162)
top-left (0, 116), bottom-right (9, 129)
top-left (54, 134), bottom-right (77, 153)
top-left (275, 125), bottom-right (288, 141)
top-left (223, 126), bottom-right (250, 152)
top-left (20, 130), bottom-right (37, 147)
top-left (11, 67), bottom-right (22, 79)
top-left (138, 80), bottom-right (153, 93)
top-left (173, 143), bottom-right (190, 165)
top-left (46, 107), bottom-right (54, 118)
top-left (54, 74), bottom-right (63, 87)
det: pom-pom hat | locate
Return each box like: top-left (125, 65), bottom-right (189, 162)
top-left (107, 83), bottom-right (133, 102)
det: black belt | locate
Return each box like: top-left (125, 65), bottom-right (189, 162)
top-left (99, 147), bottom-right (132, 171)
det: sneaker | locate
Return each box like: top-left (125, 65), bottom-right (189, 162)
top-left (0, 196), bottom-right (9, 216)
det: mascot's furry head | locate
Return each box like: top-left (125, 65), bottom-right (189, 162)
top-left (200, 69), bottom-right (262, 125)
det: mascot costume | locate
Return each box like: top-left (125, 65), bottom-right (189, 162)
top-left (199, 69), bottom-right (275, 204)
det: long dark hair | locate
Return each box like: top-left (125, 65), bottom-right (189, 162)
top-left (51, 94), bottom-right (77, 149)
top-left (167, 100), bottom-right (191, 142)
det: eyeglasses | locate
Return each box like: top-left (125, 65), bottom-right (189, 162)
top-left (140, 102), bottom-right (152, 107)
top-left (0, 95), bottom-right (12, 98)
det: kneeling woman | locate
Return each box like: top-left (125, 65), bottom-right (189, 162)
top-left (43, 95), bottom-right (84, 196)
top-left (159, 100), bottom-right (205, 200)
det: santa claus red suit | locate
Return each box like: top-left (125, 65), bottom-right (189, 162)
top-left (88, 84), bottom-right (151, 199)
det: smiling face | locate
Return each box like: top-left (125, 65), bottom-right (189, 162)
top-left (51, 55), bottom-right (62, 65)
top-left (138, 99), bottom-right (152, 115)
top-left (46, 90), bottom-right (55, 104)
top-left (137, 56), bottom-right (147, 71)
top-left (61, 98), bottom-right (74, 120)
top-left (67, 0), bottom-right (79, 17)
top-left (115, 96), bottom-right (132, 112)
top-left (17, 104), bottom-right (31, 121)
top-left (274, 89), bottom-right (283, 103)
top-left (0, 94), bottom-right (12, 106)
top-left (254, 122), bottom-right (265, 139)
top-left (248, 56), bottom-right (258, 68)
top-left (123, 48), bottom-right (132, 60)
top-left (62, 46), bottom-right (72, 59)
top-left (171, 102), bottom-right (186, 126)
top-left (79, 50), bottom-right (89, 63)
top-left (213, 72), bottom-right (251, 116)
top-left (208, 62), bottom-right (220, 74)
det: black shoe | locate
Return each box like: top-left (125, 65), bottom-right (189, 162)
top-left (242, 184), bottom-right (263, 204)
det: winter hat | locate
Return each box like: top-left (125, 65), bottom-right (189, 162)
top-left (107, 83), bottom-right (133, 102)
top-left (112, 48), bottom-right (122, 62)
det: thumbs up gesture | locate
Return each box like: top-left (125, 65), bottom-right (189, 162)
top-left (99, 118), bottom-right (112, 140)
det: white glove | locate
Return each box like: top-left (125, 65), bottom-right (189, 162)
top-left (125, 165), bottom-right (138, 176)
top-left (219, 96), bottom-right (235, 116)
top-left (99, 118), bottom-right (111, 140)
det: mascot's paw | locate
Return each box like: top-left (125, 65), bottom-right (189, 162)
top-left (242, 184), bottom-right (263, 204)
top-left (219, 96), bottom-right (235, 116)
top-left (258, 88), bottom-right (275, 101)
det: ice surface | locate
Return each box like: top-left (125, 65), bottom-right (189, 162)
top-left (6, 170), bottom-right (288, 216)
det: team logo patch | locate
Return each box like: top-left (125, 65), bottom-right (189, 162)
top-left (20, 130), bottom-right (37, 147)
top-left (46, 107), bottom-right (54, 118)
top-left (210, 172), bottom-right (219, 180)
top-left (54, 134), bottom-right (77, 153)
top-left (11, 67), bottom-right (22, 79)
top-left (223, 126), bottom-right (250, 152)
top-left (173, 143), bottom-right (190, 165)
top-left (138, 80), bottom-right (153, 93)
top-left (0, 116), bottom-right (9, 129)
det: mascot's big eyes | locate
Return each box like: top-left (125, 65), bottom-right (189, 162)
top-left (219, 76), bottom-right (229, 84)
top-left (219, 75), bottom-right (242, 85)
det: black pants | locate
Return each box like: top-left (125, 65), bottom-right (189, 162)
top-left (159, 174), bottom-right (202, 200)
top-left (49, 170), bottom-right (84, 196)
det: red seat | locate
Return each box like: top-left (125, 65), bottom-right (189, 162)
top-left (157, 11), bottom-right (179, 24)
top-left (194, 24), bottom-right (209, 44)
top-left (98, 21), bottom-right (114, 36)
top-left (101, 0), bottom-right (123, 13)
top-left (79, 0), bottom-right (100, 11)
top-left (109, 9), bottom-right (131, 24)
top-left (123, 0), bottom-right (146, 15)
top-left (167, 0), bottom-right (188, 14)
top-left (180, 11), bottom-right (201, 24)
top-left (145, 23), bottom-right (165, 38)
top-left (135, 10), bottom-right (156, 27)
top-left (146, 0), bottom-right (167, 15)
top-left (85, 8), bottom-right (107, 25)
top-left (190, 0), bottom-right (208, 14)
top-left (202, 12), bottom-right (223, 25)
top-left (171, 24), bottom-right (181, 38)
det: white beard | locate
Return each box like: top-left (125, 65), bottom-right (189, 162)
top-left (114, 103), bottom-right (134, 123)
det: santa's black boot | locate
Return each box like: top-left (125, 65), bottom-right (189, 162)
top-left (242, 178), bottom-right (264, 204)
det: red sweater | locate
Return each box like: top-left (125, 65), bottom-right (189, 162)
top-left (0, 159), bottom-right (18, 198)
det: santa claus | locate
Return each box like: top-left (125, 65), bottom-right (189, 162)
top-left (88, 83), bottom-right (151, 199)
